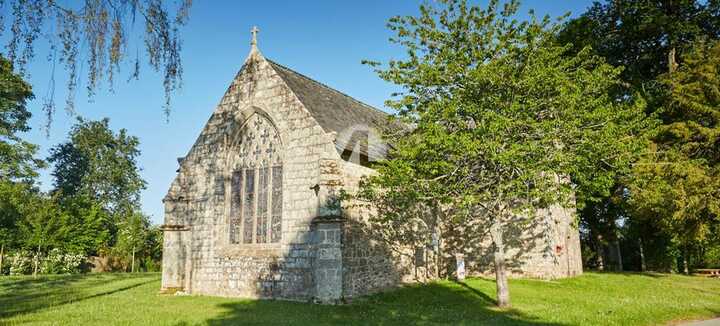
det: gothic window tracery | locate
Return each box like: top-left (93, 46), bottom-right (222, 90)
top-left (228, 113), bottom-right (283, 244)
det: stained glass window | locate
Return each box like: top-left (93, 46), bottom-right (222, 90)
top-left (228, 113), bottom-right (283, 245)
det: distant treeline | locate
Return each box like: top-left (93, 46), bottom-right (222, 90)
top-left (0, 56), bottom-right (160, 275)
top-left (558, 0), bottom-right (720, 272)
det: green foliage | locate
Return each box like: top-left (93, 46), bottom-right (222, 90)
top-left (0, 54), bottom-right (49, 273)
top-left (360, 0), bottom-right (648, 259)
top-left (0, 54), bottom-right (157, 274)
top-left (629, 40), bottom-right (720, 254)
top-left (142, 226), bottom-right (163, 271)
top-left (559, 0), bottom-right (720, 271)
top-left (702, 239), bottom-right (720, 268)
top-left (54, 195), bottom-right (111, 255)
top-left (114, 212), bottom-right (154, 271)
top-left (49, 118), bottom-right (146, 219)
top-left (0, 56), bottom-right (44, 182)
top-left (558, 0), bottom-right (720, 93)
top-left (658, 39), bottom-right (720, 166)
top-left (16, 192), bottom-right (64, 253)
top-left (3, 180), bottom-right (112, 258)
top-left (0, 181), bottom-right (34, 249)
top-left (42, 118), bottom-right (158, 266)
top-left (45, 117), bottom-right (147, 257)
top-left (116, 212), bottom-right (149, 252)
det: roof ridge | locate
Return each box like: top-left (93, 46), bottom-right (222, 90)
top-left (266, 58), bottom-right (391, 118)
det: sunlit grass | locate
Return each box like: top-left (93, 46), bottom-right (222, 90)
top-left (0, 272), bottom-right (718, 325)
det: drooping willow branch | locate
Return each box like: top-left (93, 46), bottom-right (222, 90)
top-left (0, 0), bottom-right (192, 131)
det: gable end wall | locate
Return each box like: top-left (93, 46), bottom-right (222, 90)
top-left (162, 52), bottom-right (343, 300)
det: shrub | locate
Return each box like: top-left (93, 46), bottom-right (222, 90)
top-left (41, 249), bottom-right (85, 274)
top-left (41, 249), bottom-right (63, 274)
top-left (702, 246), bottom-right (720, 269)
top-left (142, 257), bottom-right (161, 272)
top-left (62, 252), bottom-right (85, 274)
top-left (0, 260), bottom-right (8, 275)
top-left (9, 251), bottom-right (32, 275)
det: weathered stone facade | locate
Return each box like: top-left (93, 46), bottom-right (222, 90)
top-left (160, 41), bottom-right (582, 303)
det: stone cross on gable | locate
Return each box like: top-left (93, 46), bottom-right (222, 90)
top-left (251, 26), bottom-right (259, 47)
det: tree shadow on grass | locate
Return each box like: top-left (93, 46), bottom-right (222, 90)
top-left (586, 270), bottom-right (669, 278)
top-left (202, 279), bottom-right (568, 326)
top-left (0, 273), bottom-right (156, 320)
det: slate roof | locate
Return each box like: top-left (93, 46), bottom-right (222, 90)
top-left (267, 59), bottom-right (395, 162)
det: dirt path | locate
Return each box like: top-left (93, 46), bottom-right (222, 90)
top-left (680, 318), bottom-right (720, 325)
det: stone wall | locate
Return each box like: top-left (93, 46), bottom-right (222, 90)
top-left (311, 219), bottom-right (344, 303)
top-left (337, 159), bottom-right (583, 300)
top-left (162, 50), bottom-right (341, 300)
top-left (339, 161), bottom-right (404, 299)
top-left (458, 205), bottom-right (583, 279)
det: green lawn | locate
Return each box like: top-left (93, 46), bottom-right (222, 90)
top-left (0, 272), bottom-right (718, 325)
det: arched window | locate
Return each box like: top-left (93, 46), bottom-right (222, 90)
top-left (228, 113), bottom-right (282, 244)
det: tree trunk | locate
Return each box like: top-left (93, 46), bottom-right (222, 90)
top-left (615, 240), bottom-right (623, 272)
top-left (596, 236), bottom-right (605, 271)
top-left (434, 244), bottom-right (440, 279)
top-left (131, 246), bottom-right (136, 273)
top-left (433, 225), bottom-right (441, 279)
top-left (683, 251), bottom-right (689, 275)
top-left (491, 224), bottom-right (510, 308)
top-left (33, 244), bottom-right (40, 278)
top-left (668, 47), bottom-right (677, 73)
top-left (638, 238), bottom-right (646, 272)
top-left (0, 243), bottom-right (4, 274)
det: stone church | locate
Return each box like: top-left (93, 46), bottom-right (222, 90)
top-left (160, 28), bottom-right (582, 303)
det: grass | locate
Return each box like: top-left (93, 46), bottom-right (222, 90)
top-left (0, 272), bottom-right (718, 325)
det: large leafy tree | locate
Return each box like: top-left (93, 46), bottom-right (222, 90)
top-left (558, 0), bottom-right (720, 94)
top-left (53, 195), bottom-right (111, 255)
top-left (48, 118), bottom-right (146, 230)
top-left (0, 56), bottom-right (44, 182)
top-left (629, 40), bottom-right (720, 273)
top-left (0, 181), bottom-right (33, 270)
top-left (558, 0), bottom-right (720, 271)
top-left (15, 190), bottom-right (63, 276)
top-left (578, 190), bottom-right (627, 270)
top-left (360, 0), bottom-right (647, 307)
top-left (0, 54), bottom-right (44, 271)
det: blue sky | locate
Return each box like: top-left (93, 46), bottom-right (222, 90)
top-left (4, 1), bottom-right (594, 224)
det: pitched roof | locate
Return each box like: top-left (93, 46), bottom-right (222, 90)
top-left (267, 59), bottom-right (394, 162)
